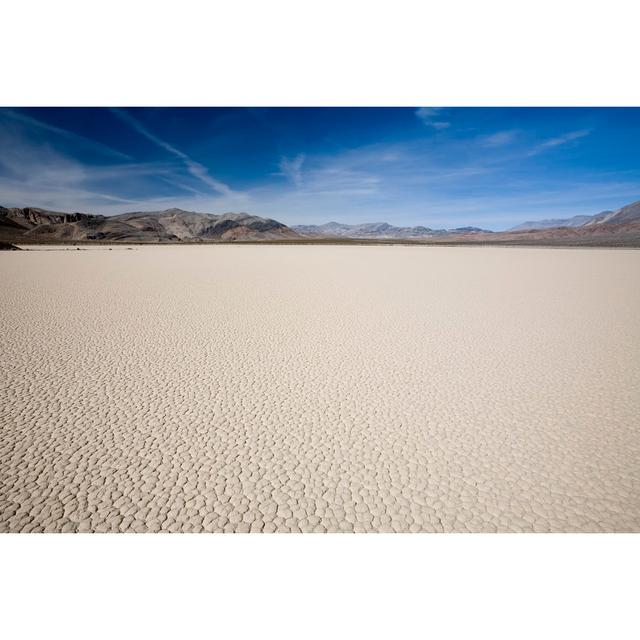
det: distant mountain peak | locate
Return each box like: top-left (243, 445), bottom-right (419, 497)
top-left (162, 207), bottom-right (194, 214)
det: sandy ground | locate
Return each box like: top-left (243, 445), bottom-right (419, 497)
top-left (1, 245), bottom-right (639, 532)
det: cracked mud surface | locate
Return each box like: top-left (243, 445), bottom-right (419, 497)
top-left (1, 245), bottom-right (639, 532)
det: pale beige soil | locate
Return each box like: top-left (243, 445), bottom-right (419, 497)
top-left (1, 245), bottom-right (639, 532)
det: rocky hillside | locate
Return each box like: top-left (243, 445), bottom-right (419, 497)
top-left (508, 200), bottom-right (640, 232)
top-left (582, 199), bottom-right (640, 226)
top-left (0, 207), bottom-right (299, 243)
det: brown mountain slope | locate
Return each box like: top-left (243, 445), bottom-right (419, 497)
top-left (465, 219), bottom-right (640, 246)
top-left (0, 207), bottom-right (299, 243)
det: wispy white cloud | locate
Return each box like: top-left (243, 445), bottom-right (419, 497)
top-left (0, 117), bottom-right (244, 214)
top-left (527, 129), bottom-right (591, 156)
top-left (299, 168), bottom-right (380, 197)
top-left (415, 107), bottom-right (450, 130)
top-left (1, 109), bottom-right (131, 160)
top-left (156, 175), bottom-right (206, 196)
top-left (480, 130), bottom-right (519, 147)
top-left (110, 108), bottom-right (236, 197)
top-left (0, 173), bottom-right (139, 212)
top-left (277, 154), bottom-right (305, 186)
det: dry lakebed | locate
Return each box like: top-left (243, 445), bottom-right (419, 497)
top-left (1, 244), bottom-right (639, 532)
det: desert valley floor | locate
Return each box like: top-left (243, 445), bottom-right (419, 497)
top-left (1, 245), bottom-right (639, 532)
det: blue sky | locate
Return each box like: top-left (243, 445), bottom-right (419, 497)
top-left (1, 107), bottom-right (639, 230)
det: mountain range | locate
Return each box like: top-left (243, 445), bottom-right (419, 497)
top-left (292, 222), bottom-right (491, 239)
top-left (0, 207), bottom-right (297, 243)
top-left (1, 199), bottom-right (640, 247)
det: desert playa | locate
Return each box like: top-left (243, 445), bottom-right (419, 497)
top-left (1, 245), bottom-right (639, 532)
